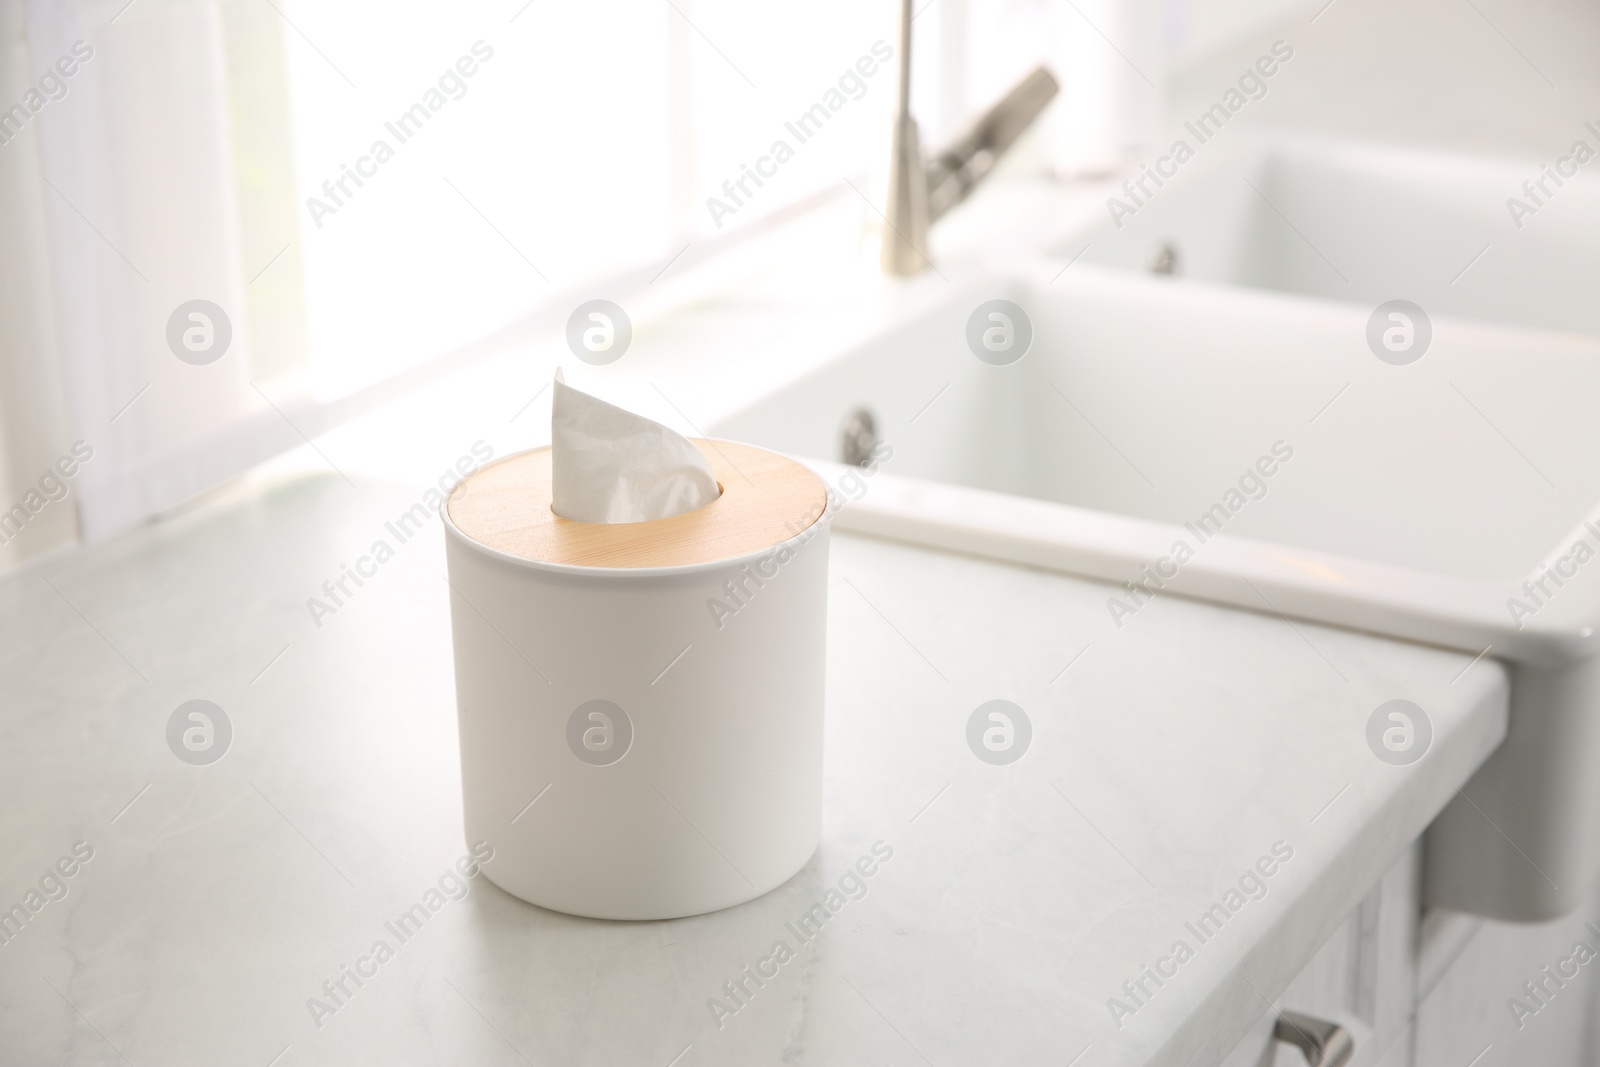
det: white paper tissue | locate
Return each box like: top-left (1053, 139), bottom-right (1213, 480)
top-left (551, 371), bottom-right (721, 524)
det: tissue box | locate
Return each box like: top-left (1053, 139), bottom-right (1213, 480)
top-left (442, 439), bottom-right (830, 919)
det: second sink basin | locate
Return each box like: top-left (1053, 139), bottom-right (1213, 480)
top-left (1070, 137), bottom-right (1600, 339)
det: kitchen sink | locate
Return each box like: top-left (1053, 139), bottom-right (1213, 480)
top-left (712, 240), bottom-right (1600, 922)
top-left (1070, 137), bottom-right (1600, 340)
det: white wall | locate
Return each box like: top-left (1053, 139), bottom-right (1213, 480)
top-left (1168, 0), bottom-right (1324, 71)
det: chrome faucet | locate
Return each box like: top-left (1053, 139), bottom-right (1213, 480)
top-left (882, 0), bottom-right (1060, 275)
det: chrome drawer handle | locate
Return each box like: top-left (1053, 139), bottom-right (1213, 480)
top-left (1273, 1010), bottom-right (1354, 1067)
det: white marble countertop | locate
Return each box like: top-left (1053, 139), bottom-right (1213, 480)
top-left (0, 454), bottom-right (1505, 1066)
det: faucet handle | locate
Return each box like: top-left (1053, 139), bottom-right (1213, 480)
top-left (881, 64), bottom-right (1061, 276)
top-left (926, 66), bottom-right (1060, 223)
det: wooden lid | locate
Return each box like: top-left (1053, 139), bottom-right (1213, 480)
top-left (446, 440), bottom-right (828, 569)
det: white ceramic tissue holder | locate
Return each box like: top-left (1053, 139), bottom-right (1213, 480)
top-left (442, 439), bottom-right (830, 919)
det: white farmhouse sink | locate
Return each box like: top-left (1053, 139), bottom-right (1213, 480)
top-left (1071, 137), bottom-right (1600, 339)
top-left (712, 248), bottom-right (1600, 923)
